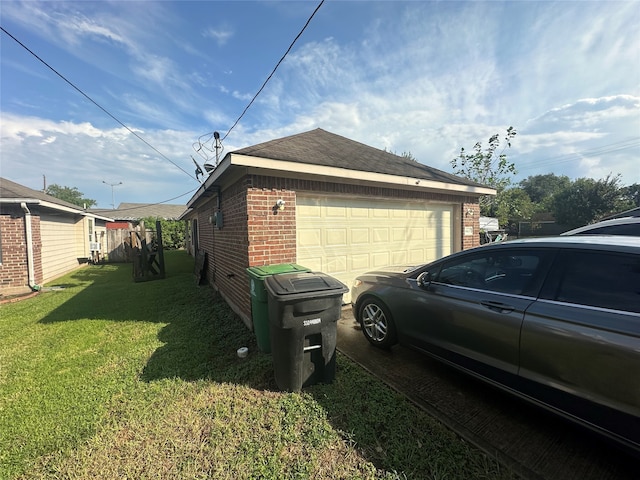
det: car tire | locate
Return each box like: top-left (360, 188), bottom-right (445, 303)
top-left (358, 297), bottom-right (397, 349)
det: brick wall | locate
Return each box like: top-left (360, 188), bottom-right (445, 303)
top-left (0, 205), bottom-right (43, 294)
top-left (462, 202), bottom-right (481, 250)
top-left (196, 174), bottom-right (481, 326)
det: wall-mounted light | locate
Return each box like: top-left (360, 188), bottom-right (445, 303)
top-left (466, 208), bottom-right (475, 217)
top-left (275, 199), bottom-right (285, 211)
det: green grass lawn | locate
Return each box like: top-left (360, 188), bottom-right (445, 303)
top-left (0, 250), bottom-right (518, 479)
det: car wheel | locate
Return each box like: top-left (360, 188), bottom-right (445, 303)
top-left (358, 298), bottom-right (397, 349)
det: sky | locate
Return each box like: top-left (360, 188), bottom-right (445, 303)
top-left (1, 0), bottom-right (639, 209)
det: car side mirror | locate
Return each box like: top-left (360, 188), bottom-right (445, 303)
top-left (416, 271), bottom-right (431, 288)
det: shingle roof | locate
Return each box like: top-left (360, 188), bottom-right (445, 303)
top-left (0, 177), bottom-right (86, 211)
top-left (233, 128), bottom-right (483, 187)
top-left (90, 203), bottom-right (186, 221)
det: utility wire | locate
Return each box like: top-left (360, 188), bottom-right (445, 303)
top-left (0, 26), bottom-right (197, 182)
top-left (221, 0), bottom-right (325, 142)
top-left (516, 137), bottom-right (640, 173)
top-left (94, 188), bottom-right (199, 212)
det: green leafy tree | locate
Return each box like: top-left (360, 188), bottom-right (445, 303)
top-left (620, 183), bottom-right (640, 207)
top-left (45, 184), bottom-right (96, 208)
top-left (491, 187), bottom-right (535, 227)
top-left (519, 174), bottom-right (571, 212)
top-left (141, 217), bottom-right (185, 250)
top-left (451, 127), bottom-right (517, 216)
top-left (551, 174), bottom-right (634, 228)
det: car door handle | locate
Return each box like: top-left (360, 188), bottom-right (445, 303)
top-left (481, 301), bottom-right (515, 313)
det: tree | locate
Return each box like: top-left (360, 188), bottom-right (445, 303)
top-left (45, 184), bottom-right (96, 208)
top-left (451, 127), bottom-right (517, 216)
top-left (519, 174), bottom-right (571, 212)
top-left (551, 174), bottom-right (634, 228)
top-left (141, 217), bottom-right (185, 250)
top-left (491, 187), bottom-right (535, 227)
top-left (620, 183), bottom-right (640, 207)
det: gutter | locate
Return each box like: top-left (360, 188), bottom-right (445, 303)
top-left (20, 202), bottom-right (40, 291)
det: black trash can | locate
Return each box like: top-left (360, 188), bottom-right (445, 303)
top-left (246, 264), bottom-right (310, 353)
top-left (264, 271), bottom-right (348, 392)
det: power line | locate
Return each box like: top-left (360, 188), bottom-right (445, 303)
top-left (221, 0), bottom-right (325, 142)
top-left (0, 26), bottom-right (197, 182)
top-left (94, 188), bottom-right (199, 212)
top-left (516, 137), bottom-right (640, 173)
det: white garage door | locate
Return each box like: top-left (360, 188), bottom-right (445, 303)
top-left (296, 195), bottom-right (454, 303)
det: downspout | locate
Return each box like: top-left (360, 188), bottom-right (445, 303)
top-left (20, 202), bottom-right (40, 291)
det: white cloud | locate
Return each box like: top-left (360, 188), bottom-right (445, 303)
top-left (203, 26), bottom-right (234, 46)
top-left (0, 113), bottom-right (198, 208)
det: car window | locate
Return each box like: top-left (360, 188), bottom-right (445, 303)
top-left (434, 249), bottom-right (550, 296)
top-left (549, 251), bottom-right (640, 313)
top-left (573, 223), bottom-right (640, 236)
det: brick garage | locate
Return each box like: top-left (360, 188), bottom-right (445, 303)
top-left (183, 129), bottom-right (493, 329)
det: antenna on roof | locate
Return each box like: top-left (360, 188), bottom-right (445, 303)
top-left (203, 131), bottom-right (223, 172)
top-left (192, 156), bottom-right (204, 182)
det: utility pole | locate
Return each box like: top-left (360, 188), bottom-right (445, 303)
top-left (102, 180), bottom-right (122, 209)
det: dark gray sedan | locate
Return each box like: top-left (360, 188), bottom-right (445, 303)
top-left (351, 236), bottom-right (640, 455)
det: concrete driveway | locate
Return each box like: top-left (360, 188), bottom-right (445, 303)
top-left (336, 308), bottom-right (638, 480)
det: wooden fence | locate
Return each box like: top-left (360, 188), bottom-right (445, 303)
top-left (106, 228), bottom-right (155, 262)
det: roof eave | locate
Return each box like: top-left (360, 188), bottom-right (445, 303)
top-left (232, 154), bottom-right (496, 197)
top-left (185, 153), bottom-right (496, 207)
top-left (1, 198), bottom-right (114, 220)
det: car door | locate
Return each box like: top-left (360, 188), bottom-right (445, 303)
top-left (400, 248), bottom-right (553, 377)
top-left (519, 249), bottom-right (640, 445)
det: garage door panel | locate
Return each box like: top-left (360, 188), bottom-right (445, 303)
top-left (351, 253), bottom-right (370, 270)
top-left (409, 249), bottom-right (425, 264)
top-left (351, 228), bottom-right (369, 244)
top-left (372, 228), bottom-right (389, 242)
top-left (350, 207), bottom-right (369, 218)
top-left (298, 229), bottom-right (321, 247)
top-left (326, 256), bottom-right (347, 274)
top-left (372, 252), bottom-right (390, 267)
top-left (298, 204), bottom-right (321, 217)
top-left (391, 251), bottom-right (408, 265)
top-left (326, 206), bottom-right (347, 217)
top-left (298, 256), bottom-right (323, 272)
top-left (326, 229), bottom-right (347, 246)
top-left (391, 209), bottom-right (409, 219)
top-left (297, 195), bottom-right (454, 303)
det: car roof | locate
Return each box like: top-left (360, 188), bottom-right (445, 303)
top-left (560, 217), bottom-right (640, 235)
top-left (483, 235), bottom-right (640, 249)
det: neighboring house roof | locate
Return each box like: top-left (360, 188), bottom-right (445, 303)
top-left (0, 177), bottom-right (113, 221)
top-left (90, 203), bottom-right (186, 221)
top-left (186, 128), bottom-right (495, 210)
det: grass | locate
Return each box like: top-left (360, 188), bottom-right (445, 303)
top-left (0, 250), bottom-right (518, 479)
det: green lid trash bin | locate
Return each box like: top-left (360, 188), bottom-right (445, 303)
top-left (246, 264), bottom-right (310, 352)
top-left (264, 271), bottom-right (348, 391)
